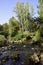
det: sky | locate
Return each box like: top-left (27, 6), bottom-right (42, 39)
top-left (0, 0), bottom-right (38, 24)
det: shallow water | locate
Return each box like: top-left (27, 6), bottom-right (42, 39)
top-left (0, 44), bottom-right (40, 65)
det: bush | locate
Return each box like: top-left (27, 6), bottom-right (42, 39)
top-left (11, 31), bottom-right (31, 41)
top-left (0, 35), bottom-right (7, 46)
top-left (32, 30), bottom-right (41, 42)
top-left (23, 31), bottom-right (31, 36)
top-left (11, 31), bottom-right (23, 41)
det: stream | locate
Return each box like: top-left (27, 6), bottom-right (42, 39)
top-left (0, 44), bottom-right (40, 65)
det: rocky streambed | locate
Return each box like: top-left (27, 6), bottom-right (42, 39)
top-left (0, 44), bottom-right (43, 65)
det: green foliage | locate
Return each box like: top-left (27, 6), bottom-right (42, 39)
top-left (32, 30), bottom-right (41, 42)
top-left (40, 24), bottom-right (43, 37)
top-left (37, 0), bottom-right (43, 38)
top-left (0, 1), bottom-right (43, 43)
top-left (29, 4), bottom-right (34, 17)
top-left (0, 35), bottom-right (6, 46)
top-left (9, 17), bottom-right (19, 40)
top-left (11, 31), bottom-right (23, 41)
top-left (14, 2), bottom-right (25, 31)
top-left (2, 23), bottom-right (9, 38)
top-left (23, 31), bottom-right (31, 36)
top-left (11, 31), bottom-right (31, 41)
top-left (38, 0), bottom-right (43, 18)
top-left (14, 2), bottom-right (33, 31)
top-left (0, 25), bottom-right (3, 31)
top-left (0, 23), bottom-right (9, 38)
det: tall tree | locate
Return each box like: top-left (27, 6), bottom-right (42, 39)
top-left (9, 17), bottom-right (19, 40)
top-left (29, 4), bottom-right (34, 17)
top-left (38, 0), bottom-right (43, 18)
top-left (38, 0), bottom-right (43, 23)
top-left (14, 2), bottom-right (31, 31)
top-left (14, 2), bottom-right (24, 31)
top-left (37, 0), bottom-right (43, 37)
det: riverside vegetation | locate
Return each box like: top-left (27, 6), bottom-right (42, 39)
top-left (0, 0), bottom-right (43, 65)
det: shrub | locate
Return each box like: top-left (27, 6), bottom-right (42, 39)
top-left (11, 31), bottom-right (23, 41)
top-left (32, 30), bottom-right (41, 42)
top-left (0, 35), bottom-right (7, 46)
top-left (11, 31), bottom-right (31, 41)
